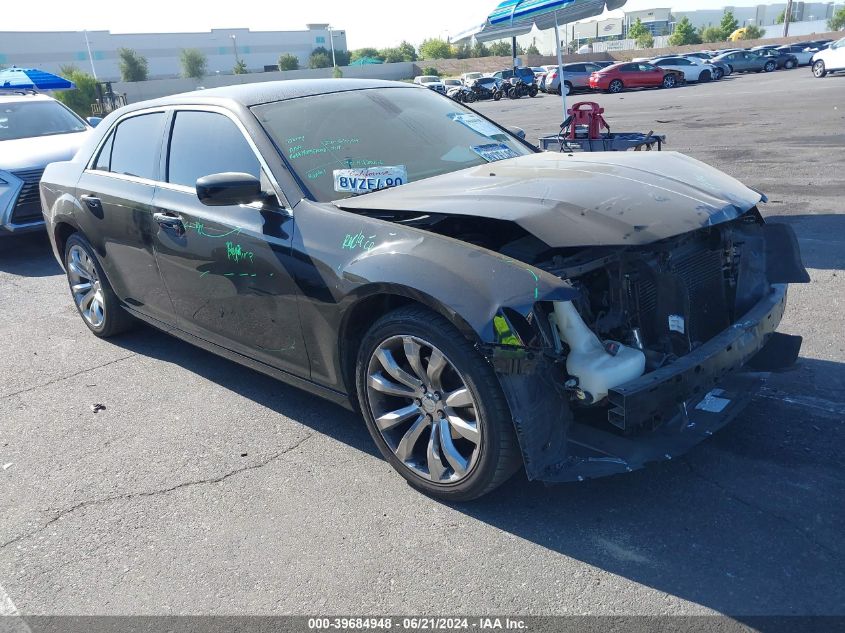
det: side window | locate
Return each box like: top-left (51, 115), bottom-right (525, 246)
top-left (167, 111), bottom-right (262, 189)
top-left (568, 64), bottom-right (584, 72)
top-left (109, 113), bottom-right (166, 180)
top-left (638, 63), bottom-right (656, 71)
top-left (620, 63), bottom-right (637, 72)
top-left (93, 131), bottom-right (115, 171)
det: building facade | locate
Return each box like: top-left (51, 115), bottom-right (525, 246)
top-left (0, 25), bottom-right (348, 81)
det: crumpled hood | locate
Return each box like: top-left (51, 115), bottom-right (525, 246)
top-left (336, 151), bottom-right (763, 247)
top-left (0, 130), bottom-right (91, 172)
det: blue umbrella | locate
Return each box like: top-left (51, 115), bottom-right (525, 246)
top-left (454, 0), bottom-right (627, 119)
top-left (0, 67), bottom-right (76, 91)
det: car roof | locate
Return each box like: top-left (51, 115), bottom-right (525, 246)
top-left (0, 91), bottom-right (57, 105)
top-left (132, 79), bottom-right (415, 110)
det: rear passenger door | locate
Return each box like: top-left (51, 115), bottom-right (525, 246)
top-left (150, 108), bottom-right (308, 375)
top-left (75, 110), bottom-right (176, 326)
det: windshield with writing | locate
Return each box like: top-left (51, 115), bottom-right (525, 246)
top-left (252, 87), bottom-right (533, 202)
top-left (0, 100), bottom-right (87, 141)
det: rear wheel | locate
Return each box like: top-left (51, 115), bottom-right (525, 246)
top-left (813, 60), bottom-right (827, 77)
top-left (356, 306), bottom-right (522, 501)
top-left (699, 70), bottom-right (711, 82)
top-left (64, 233), bottom-right (134, 338)
top-left (662, 74), bottom-right (677, 88)
top-left (608, 79), bottom-right (624, 93)
top-left (528, 84), bottom-right (538, 97)
top-left (493, 91), bottom-right (502, 101)
top-left (562, 81), bottom-right (572, 96)
top-left (764, 61), bottom-right (776, 72)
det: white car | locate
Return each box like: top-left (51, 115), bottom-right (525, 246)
top-left (413, 75), bottom-right (447, 94)
top-left (652, 56), bottom-right (718, 82)
top-left (460, 72), bottom-right (483, 85)
top-left (1, 92), bottom-right (94, 234)
top-left (812, 37), bottom-right (845, 77)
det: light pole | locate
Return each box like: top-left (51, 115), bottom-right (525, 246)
top-left (230, 34), bottom-right (239, 64)
top-left (83, 30), bottom-right (98, 80)
top-left (327, 26), bottom-right (337, 68)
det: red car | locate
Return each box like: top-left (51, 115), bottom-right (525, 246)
top-left (589, 62), bottom-right (676, 93)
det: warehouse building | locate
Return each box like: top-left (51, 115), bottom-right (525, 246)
top-left (0, 24), bottom-right (347, 81)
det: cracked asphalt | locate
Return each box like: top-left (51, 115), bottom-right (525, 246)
top-left (1, 69), bottom-right (843, 617)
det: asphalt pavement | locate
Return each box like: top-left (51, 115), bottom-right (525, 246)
top-left (0, 68), bottom-right (843, 618)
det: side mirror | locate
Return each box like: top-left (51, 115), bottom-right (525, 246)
top-left (196, 172), bottom-right (263, 207)
top-left (507, 126), bottom-right (526, 140)
top-left (86, 117), bottom-right (103, 127)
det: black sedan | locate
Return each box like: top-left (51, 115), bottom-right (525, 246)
top-left (756, 48), bottom-right (800, 69)
top-left (41, 79), bottom-right (809, 500)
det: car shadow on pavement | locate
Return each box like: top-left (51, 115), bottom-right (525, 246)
top-left (450, 356), bottom-right (845, 617)
top-left (766, 214), bottom-right (845, 271)
top-left (111, 324), bottom-right (379, 458)
top-left (0, 232), bottom-right (62, 277)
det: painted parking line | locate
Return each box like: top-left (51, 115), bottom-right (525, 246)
top-left (0, 583), bottom-right (31, 633)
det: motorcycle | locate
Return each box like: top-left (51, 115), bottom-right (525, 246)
top-left (447, 85), bottom-right (477, 104)
top-left (467, 78), bottom-right (504, 101)
top-left (506, 77), bottom-right (539, 99)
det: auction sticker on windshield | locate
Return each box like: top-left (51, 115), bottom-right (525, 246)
top-left (448, 112), bottom-right (503, 138)
top-left (333, 166), bottom-right (408, 194)
top-left (471, 143), bottom-right (521, 163)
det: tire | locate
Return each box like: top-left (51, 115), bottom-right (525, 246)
top-left (64, 233), bottom-right (135, 338)
top-left (356, 305), bottom-right (522, 501)
top-left (662, 74), bottom-right (676, 88)
top-left (784, 59), bottom-right (796, 69)
top-left (699, 70), bottom-right (711, 82)
top-left (528, 85), bottom-right (538, 97)
top-left (608, 79), bottom-right (624, 93)
top-left (562, 81), bottom-right (572, 96)
top-left (713, 67), bottom-right (724, 80)
top-left (764, 61), bottom-right (776, 72)
top-left (465, 92), bottom-right (477, 103)
top-left (493, 91), bottom-right (502, 101)
top-left (813, 60), bottom-right (827, 77)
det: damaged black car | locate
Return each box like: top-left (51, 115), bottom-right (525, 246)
top-left (41, 79), bottom-right (810, 500)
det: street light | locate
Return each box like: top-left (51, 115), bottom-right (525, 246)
top-left (230, 34), bottom-right (239, 64)
top-left (83, 30), bottom-right (98, 80)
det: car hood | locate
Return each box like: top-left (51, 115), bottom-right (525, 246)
top-left (335, 151), bottom-right (763, 247)
top-left (0, 130), bottom-right (91, 172)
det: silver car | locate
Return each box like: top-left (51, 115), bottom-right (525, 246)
top-left (1, 92), bottom-right (93, 234)
top-left (544, 62), bottom-right (604, 95)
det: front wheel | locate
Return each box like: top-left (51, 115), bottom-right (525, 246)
top-left (465, 91), bottom-right (477, 103)
top-left (764, 61), bottom-right (776, 72)
top-left (528, 85), bottom-right (538, 97)
top-left (356, 306), bottom-right (522, 501)
top-left (813, 60), bottom-right (827, 77)
top-left (64, 233), bottom-right (134, 338)
top-left (493, 91), bottom-right (502, 101)
top-left (699, 70), bottom-right (711, 82)
top-left (662, 74), bottom-right (676, 88)
top-left (713, 67), bottom-right (724, 80)
top-left (608, 79), bottom-right (624, 93)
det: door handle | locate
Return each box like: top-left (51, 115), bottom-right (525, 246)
top-left (153, 211), bottom-right (184, 234)
top-left (79, 194), bottom-right (102, 210)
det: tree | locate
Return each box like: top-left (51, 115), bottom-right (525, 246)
top-left (333, 66), bottom-right (343, 78)
top-left (419, 38), bottom-right (453, 59)
top-left (628, 17), bottom-right (649, 40)
top-left (775, 10), bottom-right (786, 24)
top-left (471, 41), bottom-right (490, 57)
top-left (699, 25), bottom-right (725, 43)
top-left (277, 53), bottom-right (299, 71)
top-left (233, 59), bottom-right (248, 74)
top-left (309, 46), bottom-right (332, 69)
top-left (669, 16), bottom-right (701, 46)
top-left (525, 43), bottom-right (540, 55)
top-left (54, 66), bottom-right (98, 117)
top-left (398, 41), bottom-right (417, 62)
top-left (636, 32), bottom-right (655, 49)
top-left (720, 10), bottom-right (739, 37)
top-left (739, 24), bottom-right (765, 39)
top-left (350, 47), bottom-right (381, 62)
top-left (829, 7), bottom-right (845, 31)
top-left (488, 40), bottom-right (512, 56)
top-left (379, 47), bottom-right (405, 63)
top-left (452, 42), bottom-right (472, 59)
top-left (334, 50), bottom-right (351, 66)
top-left (421, 66), bottom-right (440, 77)
top-left (117, 48), bottom-right (148, 82)
top-left (180, 48), bottom-right (207, 79)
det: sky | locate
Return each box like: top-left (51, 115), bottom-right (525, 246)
top-left (3, 1), bottom-right (751, 49)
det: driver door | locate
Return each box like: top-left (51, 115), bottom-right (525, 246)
top-left (150, 108), bottom-right (308, 376)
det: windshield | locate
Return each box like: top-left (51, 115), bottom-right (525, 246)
top-left (0, 100), bottom-right (87, 141)
top-left (253, 87), bottom-right (533, 202)
top-left (418, 76), bottom-right (438, 83)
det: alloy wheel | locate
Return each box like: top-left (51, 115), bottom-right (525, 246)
top-left (609, 79), bottom-right (623, 93)
top-left (67, 244), bottom-right (106, 329)
top-left (365, 335), bottom-right (482, 483)
top-left (663, 75), bottom-right (676, 88)
top-left (813, 61), bottom-right (826, 77)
